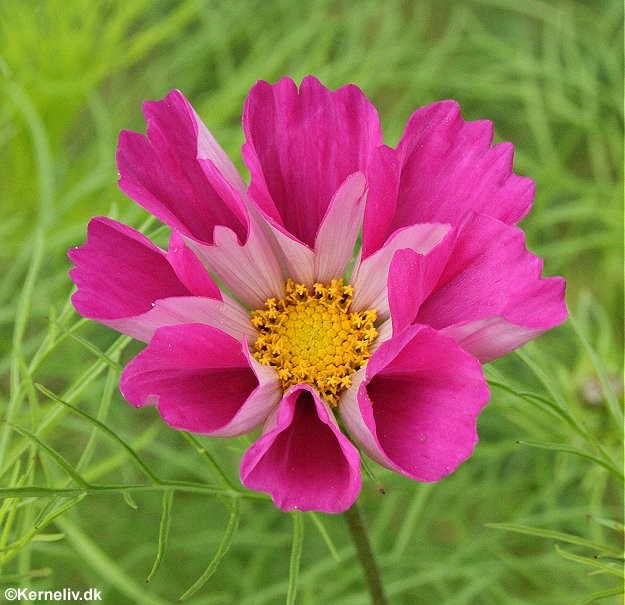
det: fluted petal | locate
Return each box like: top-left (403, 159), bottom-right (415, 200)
top-left (242, 75), bottom-right (382, 248)
top-left (262, 171), bottom-right (368, 284)
top-left (120, 324), bottom-right (280, 437)
top-left (392, 100), bottom-right (534, 229)
top-left (240, 386), bottom-right (361, 513)
top-left (187, 209), bottom-right (286, 309)
top-left (413, 212), bottom-right (568, 362)
top-left (350, 222), bottom-right (450, 320)
top-left (103, 296), bottom-right (256, 343)
top-left (117, 89), bottom-right (248, 244)
top-left (68, 217), bottom-right (201, 322)
top-left (340, 325), bottom-right (490, 481)
top-left (167, 231), bottom-right (222, 299)
top-left (362, 101), bottom-right (534, 253)
top-left (361, 144), bottom-right (401, 259)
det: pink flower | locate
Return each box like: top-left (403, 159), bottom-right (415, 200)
top-left (69, 77), bottom-right (567, 513)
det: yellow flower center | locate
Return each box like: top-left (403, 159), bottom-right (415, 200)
top-left (251, 279), bottom-right (378, 406)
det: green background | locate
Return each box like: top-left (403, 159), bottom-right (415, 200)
top-left (0, 1), bottom-right (622, 603)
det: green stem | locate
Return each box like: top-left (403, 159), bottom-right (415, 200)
top-left (344, 501), bottom-right (389, 605)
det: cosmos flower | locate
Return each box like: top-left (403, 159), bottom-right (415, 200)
top-left (69, 76), bottom-right (567, 513)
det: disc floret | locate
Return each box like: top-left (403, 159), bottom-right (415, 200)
top-left (251, 279), bottom-right (378, 406)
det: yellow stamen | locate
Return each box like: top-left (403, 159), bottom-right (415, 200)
top-left (251, 279), bottom-right (378, 406)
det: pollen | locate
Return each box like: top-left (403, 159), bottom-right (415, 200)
top-left (251, 279), bottom-right (378, 407)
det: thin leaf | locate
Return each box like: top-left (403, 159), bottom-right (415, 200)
top-left (391, 483), bottom-right (435, 559)
top-left (3, 333), bottom-right (132, 472)
top-left (308, 512), bottom-right (341, 562)
top-left (0, 487), bottom-right (86, 499)
top-left (146, 489), bottom-right (174, 583)
top-left (485, 522), bottom-right (623, 556)
top-left (47, 318), bottom-right (122, 371)
top-left (555, 544), bottom-right (625, 578)
top-left (586, 515), bottom-right (625, 533)
top-left (29, 533), bottom-right (65, 543)
top-left (0, 482), bottom-right (262, 499)
top-left (55, 516), bottom-right (172, 605)
top-left (35, 383), bottom-right (162, 484)
top-left (517, 440), bottom-right (624, 481)
top-left (286, 512), bottom-right (304, 605)
top-left (486, 367), bottom-right (616, 470)
top-left (0, 461), bottom-right (26, 559)
top-left (583, 586), bottom-right (625, 603)
top-left (568, 310), bottom-right (624, 429)
top-left (179, 500), bottom-right (240, 601)
top-left (359, 455), bottom-right (386, 495)
top-left (74, 362), bottom-right (118, 475)
top-left (122, 491), bottom-right (139, 509)
top-left (0, 229), bottom-right (45, 470)
top-left (34, 493), bottom-right (87, 530)
top-left (486, 372), bottom-right (579, 430)
top-left (0, 568), bottom-right (52, 582)
top-left (181, 432), bottom-right (236, 490)
top-left (592, 556), bottom-right (625, 566)
top-left (3, 422), bottom-right (91, 489)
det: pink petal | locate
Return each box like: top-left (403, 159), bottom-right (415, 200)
top-left (440, 317), bottom-right (556, 364)
top-left (117, 90), bottom-right (248, 245)
top-left (350, 222), bottom-right (450, 320)
top-left (187, 209), bottom-right (286, 308)
top-left (361, 145), bottom-right (401, 259)
top-left (261, 220), bottom-right (315, 286)
top-left (69, 217), bottom-right (196, 321)
top-left (242, 76), bottom-right (382, 248)
top-left (413, 212), bottom-right (568, 362)
top-left (364, 101), bottom-right (533, 248)
top-left (313, 172), bottom-right (367, 283)
top-left (386, 249), bottom-right (430, 335)
top-left (340, 325), bottom-right (490, 482)
top-left (260, 171), bottom-right (368, 285)
top-left (120, 324), bottom-right (280, 437)
top-left (167, 231), bottom-right (222, 299)
top-left (386, 243), bottom-right (454, 335)
top-left (240, 386), bottom-right (362, 513)
top-left (103, 296), bottom-right (257, 343)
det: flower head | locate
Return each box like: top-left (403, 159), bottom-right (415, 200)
top-left (69, 76), bottom-right (567, 513)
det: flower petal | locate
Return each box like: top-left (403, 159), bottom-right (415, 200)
top-left (440, 317), bottom-right (558, 364)
top-left (386, 243), bottom-right (454, 335)
top-left (120, 324), bottom-right (280, 436)
top-left (386, 249), bottom-right (430, 335)
top-left (340, 325), bottom-right (490, 482)
top-left (167, 231), bottom-right (222, 299)
top-left (361, 145), bottom-right (401, 258)
top-left (240, 385), bottom-right (362, 513)
top-left (413, 212), bottom-right (568, 361)
top-left (117, 89), bottom-right (247, 244)
top-left (68, 217), bottom-right (197, 321)
top-left (187, 209), bottom-right (286, 308)
top-left (260, 171), bottom-right (368, 284)
top-left (350, 222), bottom-right (450, 320)
top-left (366, 101), bottom-right (533, 245)
top-left (103, 296), bottom-right (257, 343)
top-left (242, 76), bottom-right (382, 248)
top-left (313, 171), bottom-right (367, 283)
top-left (261, 221), bottom-right (315, 286)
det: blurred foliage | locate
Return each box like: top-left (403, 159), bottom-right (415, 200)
top-left (0, 0), bottom-right (622, 603)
